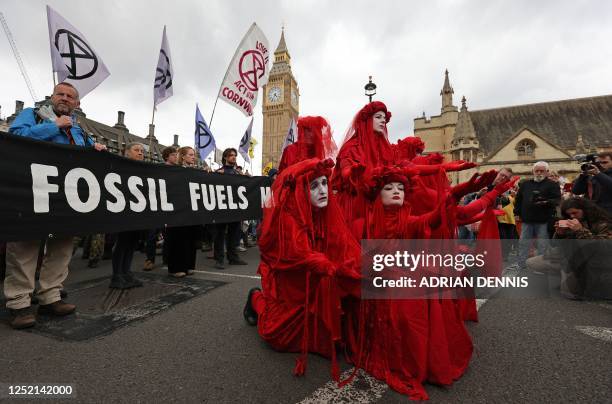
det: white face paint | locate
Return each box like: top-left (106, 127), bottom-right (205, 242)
top-left (309, 176), bottom-right (328, 208)
top-left (380, 182), bottom-right (405, 207)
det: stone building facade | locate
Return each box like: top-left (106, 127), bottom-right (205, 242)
top-left (414, 70), bottom-right (612, 184)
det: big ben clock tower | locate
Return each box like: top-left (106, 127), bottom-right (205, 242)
top-left (262, 27), bottom-right (299, 170)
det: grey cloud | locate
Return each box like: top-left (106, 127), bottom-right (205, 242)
top-left (1, 0), bottom-right (611, 172)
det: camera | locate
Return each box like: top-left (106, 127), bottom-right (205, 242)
top-left (531, 190), bottom-right (547, 204)
top-left (557, 219), bottom-right (570, 228)
top-left (574, 153), bottom-right (602, 172)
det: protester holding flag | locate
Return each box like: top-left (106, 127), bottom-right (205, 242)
top-left (4, 82), bottom-right (106, 329)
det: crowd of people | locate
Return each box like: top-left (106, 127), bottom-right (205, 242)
top-left (1, 82), bottom-right (610, 400)
top-left (1, 82), bottom-right (254, 329)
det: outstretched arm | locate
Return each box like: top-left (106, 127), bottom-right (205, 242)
top-left (456, 177), bottom-right (519, 221)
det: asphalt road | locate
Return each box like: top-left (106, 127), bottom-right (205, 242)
top-left (1, 247), bottom-right (610, 403)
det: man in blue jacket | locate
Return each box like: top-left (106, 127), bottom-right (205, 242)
top-left (5, 82), bottom-right (106, 329)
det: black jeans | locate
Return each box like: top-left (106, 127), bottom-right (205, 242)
top-left (165, 225), bottom-right (199, 273)
top-left (498, 223), bottom-right (518, 259)
top-left (112, 231), bottom-right (141, 278)
top-left (145, 229), bottom-right (162, 262)
top-left (214, 222), bottom-right (241, 263)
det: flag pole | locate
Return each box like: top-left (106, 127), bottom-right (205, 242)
top-left (148, 105), bottom-right (156, 160)
top-left (209, 23), bottom-right (255, 128)
top-left (209, 96), bottom-right (220, 129)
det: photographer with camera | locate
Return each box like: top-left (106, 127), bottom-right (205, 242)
top-left (553, 197), bottom-right (612, 299)
top-left (571, 152), bottom-right (612, 214)
top-left (513, 161), bottom-right (561, 271)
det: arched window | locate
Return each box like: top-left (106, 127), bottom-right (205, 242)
top-left (516, 139), bottom-right (536, 158)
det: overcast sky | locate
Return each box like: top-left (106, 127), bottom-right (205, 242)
top-left (1, 0), bottom-right (611, 173)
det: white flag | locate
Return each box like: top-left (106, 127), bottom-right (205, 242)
top-left (218, 23), bottom-right (270, 117)
top-left (153, 26), bottom-right (174, 106)
top-left (282, 118), bottom-right (298, 152)
top-left (46, 5), bottom-right (110, 98)
top-left (195, 104), bottom-right (216, 161)
top-left (239, 118), bottom-right (254, 163)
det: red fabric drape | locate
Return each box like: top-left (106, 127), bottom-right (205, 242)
top-left (332, 102), bottom-right (395, 225)
top-left (256, 158), bottom-right (361, 381)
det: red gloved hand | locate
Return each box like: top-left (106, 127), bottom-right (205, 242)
top-left (442, 160), bottom-right (478, 172)
top-left (451, 170), bottom-right (497, 200)
top-left (493, 176), bottom-right (520, 195)
top-left (348, 163), bottom-right (366, 190)
top-left (314, 261), bottom-right (337, 277)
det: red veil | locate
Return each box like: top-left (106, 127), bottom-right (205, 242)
top-left (257, 158), bottom-right (361, 381)
top-left (278, 116), bottom-right (338, 172)
top-left (332, 101), bottom-right (395, 225)
top-left (394, 136), bottom-right (426, 162)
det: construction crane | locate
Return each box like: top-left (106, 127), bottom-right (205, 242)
top-left (1, 11), bottom-right (39, 103)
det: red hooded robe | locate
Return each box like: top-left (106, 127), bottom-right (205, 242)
top-left (253, 158), bottom-right (361, 381)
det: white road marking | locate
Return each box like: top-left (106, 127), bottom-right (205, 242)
top-left (193, 270), bottom-right (261, 280)
top-left (297, 369), bottom-right (387, 404)
top-left (575, 326), bottom-right (612, 343)
top-left (296, 299), bottom-right (489, 403)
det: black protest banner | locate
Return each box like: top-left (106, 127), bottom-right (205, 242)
top-left (0, 132), bottom-right (271, 241)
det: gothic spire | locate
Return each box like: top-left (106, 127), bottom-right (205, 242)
top-left (275, 26), bottom-right (289, 55)
top-left (440, 69), bottom-right (456, 113)
top-left (453, 96), bottom-right (477, 141)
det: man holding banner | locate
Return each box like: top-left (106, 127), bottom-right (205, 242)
top-left (4, 82), bottom-right (106, 329)
top-left (214, 148), bottom-right (248, 269)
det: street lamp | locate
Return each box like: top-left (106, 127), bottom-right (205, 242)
top-left (364, 75), bottom-right (377, 102)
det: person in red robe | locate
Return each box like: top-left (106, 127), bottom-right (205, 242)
top-left (278, 116), bottom-right (338, 172)
top-left (348, 165), bottom-right (473, 400)
top-left (243, 158), bottom-right (361, 382)
top-left (393, 135), bottom-right (478, 217)
top-left (332, 101), bottom-right (395, 225)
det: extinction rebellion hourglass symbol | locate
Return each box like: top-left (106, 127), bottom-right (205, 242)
top-left (155, 49), bottom-right (173, 90)
top-left (196, 121), bottom-right (212, 149)
top-left (238, 50), bottom-right (266, 92)
top-left (54, 29), bottom-right (98, 79)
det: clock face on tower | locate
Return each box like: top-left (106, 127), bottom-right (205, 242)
top-left (291, 88), bottom-right (298, 107)
top-left (268, 86), bottom-right (282, 103)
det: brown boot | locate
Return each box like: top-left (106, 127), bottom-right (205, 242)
top-left (143, 259), bottom-right (154, 271)
top-left (38, 300), bottom-right (76, 316)
top-left (9, 307), bottom-right (36, 329)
